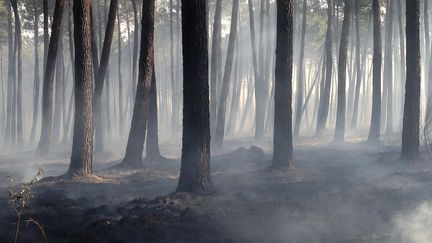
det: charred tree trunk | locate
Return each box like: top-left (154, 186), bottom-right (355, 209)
top-left (271, 0), bottom-right (293, 169)
top-left (36, 0), bottom-right (65, 155)
top-left (401, 0), bottom-right (421, 160)
top-left (316, 0), bottom-right (334, 137)
top-left (120, 0), bottom-right (154, 167)
top-left (334, 0), bottom-right (352, 142)
top-left (214, 0), bottom-right (239, 148)
top-left (294, 0), bottom-right (307, 138)
top-left (177, 0), bottom-right (212, 193)
top-left (384, 0), bottom-right (394, 136)
top-left (68, 0), bottom-right (94, 176)
top-left (5, 0), bottom-right (13, 144)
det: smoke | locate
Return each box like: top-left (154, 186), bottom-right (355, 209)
top-left (391, 201), bottom-right (432, 243)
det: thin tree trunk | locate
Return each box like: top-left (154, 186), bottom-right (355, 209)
top-left (316, 0), bottom-right (333, 137)
top-left (214, 0), bottom-right (239, 148)
top-left (210, 0), bottom-right (222, 136)
top-left (120, 0), bottom-right (154, 167)
top-left (294, 0), bottom-right (307, 138)
top-left (36, 0), bottom-right (65, 155)
top-left (401, 0), bottom-right (421, 160)
top-left (30, 0), bottom-right (41, 143)
top-left (334, 0), bottom-right (352, 142)
top-left (117, 4), bottom-right (124, 135)
top-left (368, 0), bottom-right (383, 142)
top-left (93, 0), bottom-right (118, 153)
top-left (384, 0), bottom-right (394, 135)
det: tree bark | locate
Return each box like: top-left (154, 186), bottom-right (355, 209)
top-left (294, 0), bottom-right (307, 138)
top-left (177, 0), bottom-right (212, 193)
top-left (401, 0), bottom-right (421, 160)
top-left (214, 0), bottom-right (239, 148)
top-left (210, 0), bottom-right (222, 136)
top-left (368, 0), bottom-right (383, 142)
top-left (36, 0), bottom-right (65, 155)
top-left (271, 0), bottom-right (293, 168)
top-left (121, 0), bottom-right (155, 167)
top-left (316, 0), bottom-right (334, 137)
top-left (93, 0), bottom-right (118, 153)
top-left (117, 4), bottom-right (124, 135)
top-left (30, 0), bottom-right (41, 143)
top-left (334, 0), bottom-right (352, 142)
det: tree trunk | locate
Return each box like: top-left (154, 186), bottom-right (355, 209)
top-left (131, 0), bottom-right (139, 99)
top-left (117, 4), bottom-right (124, 135)
top-left (294, 0), bottom-right (307, 138)
top-left (53, 34), bottom-right (64, 142)
top-left (5, 1), bottom-right (13, 143)
top-left (210, 0), bottom-right (222, 136)
top-left (271, 0), bottom-right (293, 169)
top-left (396, 0), bottom-right (406, 128)
top-left (214, 0), bottom-right (239, 148)
top-left (30, 0), bottom-right (41, 143)
top-left (368, 0), bottom-right (383, 142)
top-left (334, 0), bottom-right (352, 142)
top-left (401, 0), bottom-right (421, 160)
top-left (121, 0), bottom-right (154, 167)
top-left (384, 0), bottom-right (394, 135)
top-left (177, 0), bottom-right (212, 193)
top-left (145, 65), bottom-right (161, 160)
top-left (316, 0), bottom-right (334, 137)
top-left (93, 0), bottom-right (118, 153)
top-left (36, 0), bottom-right (65, 155)
top-left (68, 0), bottom-right (94, 176)
top-left (10, 0), bottom-right (23, 145)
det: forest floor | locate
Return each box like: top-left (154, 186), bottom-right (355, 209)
top-left (0, 135), bottom-right (432, 243)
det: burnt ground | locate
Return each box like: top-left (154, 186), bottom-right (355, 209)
top-left (0, 136), bottom-right (432, 243)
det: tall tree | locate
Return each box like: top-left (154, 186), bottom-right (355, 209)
top-left (145, 66), bottom-right (162, 161)
top-left (350, 0), bottom-right (363, 129)
top-left (177, 0), bottom-right (212, 193)
top-left (10, 0), bottom-right (23, 145)
top-left (210, 0), bottom-right (222, 136)
top-left (294, 0), bottom-right (307, 138)
top-left (214, 0), bottom-right (239, 148)
top-left (30, 0), bottom-right (41, 143)
top-left (334, 0), bottom-right (352, 142)
top-left (68, 0), bottom-right (94, 176)
top-left (316, 0), bottom-right (333, 137)
top-left (401, 0), bottom-right (421, 160)
top-left (93, 0), bottom-right (118, 153)
top-left (36, 0), bottom-right (65, 155)
top-left (117, 4), bottom-right (124, 134)
top-left (271, 0), bottom-right (293, 169)
top-left (382, 0), bottom-right (394, 135)
top-left (120, 0), bottom-right (155, 167)
top-left (368, 0), bottom-right (383, 142)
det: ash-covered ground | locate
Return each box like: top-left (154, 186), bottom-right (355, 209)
top-left (0, 136), bottom-right (432, 243)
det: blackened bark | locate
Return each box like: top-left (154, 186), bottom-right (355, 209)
top-left (68, 0), bottom-right (94, 176)
top-left (214, 0), bottom-right (239, 148)
top-left (271, 0), bottom-right (293, 168)
top-left (121, 0), bottom-right (155, 167)
top-left (94, 0), bottom-right (118, 153)
top-left (316, 0), bottom-right (333, 137)
top-left (401, 0), bottom-right (421, 160)
top-left (177, 0), bottom-right (212, 193)
top-left (334, 0), bottom-right (352, 142)
top-left (36, 0), bottom-right (65, 155)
